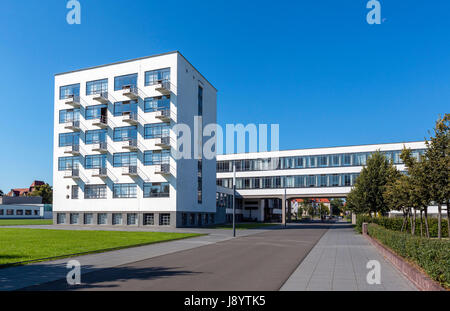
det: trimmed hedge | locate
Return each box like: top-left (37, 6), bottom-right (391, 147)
top-left (356, 215), bottom-right (448, 237)
top-left (367, 224), bottom-right (450, 288)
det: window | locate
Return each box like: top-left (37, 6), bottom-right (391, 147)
top-left (57, 213), bottom-right (66, 224)
top-left (144, 123), bottom-right (170, 139)
top-left (198, 86), bottom-right (203, 116)
top-left (113, 126), bottom-right (137, 142)
top-left (85, 154), bottom-right (107, 169)
top-left (143, 213), bottom-right (154, 226)
top-left (97, 213), bottom-right (107, 225)
top-left (113, 183), bottom-right (137, 198)
top-left (144, 150), bottom-right (170, 165)
top-left (143, 182), bottom-right (169, 198)
top-left (159, 213), bottom-right (171, 226)
top-left (144, 96), bottom-right (170, 112)
top-left (145, 68), bottom-right (170, 86)
top-left (113, 152), bottom-right (137, 167)
top-left (85, 129), bottom-right (106, 144)
top-left (114, 73), bottom-right (137, 91)
top-left (330, 175), bottom-right (340, 187)
top-left (307, 175), bottom-right (316, 187)
top-left (71, 185), bottom-right (79, 199)
top-left (59, 109), bottom-right (80, 123)
top-left (182, 213), bottom-right (188, 226)
top-left (6, 209), bottom-right (13, 216)
top-left (34, 210), bottom-right (39, 216)
top-left (59, 132), bottom-right (80, 147)
top-left (112, 213), bottom-right (123, 225)
top-left (342, 154), bottom-right (351, 166)
top-left (84, 213), bottom-right (93, 225)
top-left (84, 185), bottom-right (107, 199)
top-left (127, 213), bottom-right (137, 225)
top-left (113, 100), bottom-right (137, 116)
top-left (60, 83), bottom-right (80, 99)
top-left (0, 210), bottom-right (3, 215)
top-left (16, 210), bottom-right (23, 215)
top-left (70, 213), bottom-right (79, 224)
top-left (343, 174), bottom-right (351, 186)
top-left (189, 213), bottom-right (196, 225)
top-left (86, 79), bottom-right (108, 95)
top-left (86, 104), bottom-right (107, 120)
top-left (58, 156), bottom-right (80, 171)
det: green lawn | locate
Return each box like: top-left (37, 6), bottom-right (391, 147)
top-left (0, 219), bottom-right (53, 226)
top-left (0, 228), bottom-right (201, 266)
top-left (210, 223), bottom-right (279, 230)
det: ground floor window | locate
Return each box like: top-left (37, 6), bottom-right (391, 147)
top-left (25, 210), bottom-right (32, 215)
top-left (84, 213), bottom-right (93, 225)
top-left (16, 210), bottom-right (23, 215)
top-left (143, 213), bottom-right (154, 226)
top-left (197, 213), bottom-right (202, 226)
top-left (127, 213), bottom-right (137, 225)
top-left (0, 209), bottom-right (3, 215)
top-left (189, 213), bottom-right (196, 225)
top-left (210, 214), bottom-right (215, 224)
top-left (112, 213), bottom-right (123, 225)
top-left (159, 213), bottom-right (170, 226)
top-left (98, 213), bottom-right (107, 225)
top-left (57, 213), bottom-right (66, 224)
top-left (181, 213), bottom-right (188, 226)
top-left (70, 213), bottom-right (79, 224)
top-left (34, 210), bottom-right (39, 216)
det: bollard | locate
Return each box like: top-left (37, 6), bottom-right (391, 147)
top-left (362, 222), bottom-right (368, 235)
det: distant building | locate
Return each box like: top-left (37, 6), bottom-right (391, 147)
top-left (6, 180), bottom-right (45, 197)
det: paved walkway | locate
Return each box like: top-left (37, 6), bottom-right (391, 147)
top-left (0, 227), bottom-right (270, 291)
top-left (280, 222), bottom-right (417, 291)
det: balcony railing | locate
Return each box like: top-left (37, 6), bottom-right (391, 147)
top-left (155, 79), bottom-right (171, 95)
top-left (65, 94), bottom-right (81, 107)
top-left (122, 139), bottom-right (138, 151)
top-left (155, 163), bottom-right (171, 175)
top-left (155, 136), bottom-right (170, 149)
top-left (64, 168), bottom-right (80, 179)
top-left (92, 167), bottom-right (107, 178)
top-left (64, 144), bottom-right (80, 155)
top-left (64, 120), bottom-right (81, 132)
top-left (122, 112), bottom-right (138, 125)
top-left (122, 85), bottom-right (138, 99)
top-left (92, 91), bottom-right (108, 104)
top-left (122, 165), bottom-right (138, 176)
top-left (92, 142), bottom-right (107, 153)
top-left (92, 115), bottom-right (108, 128)
top-left (144, 192), bottom-right (170, 198)
top-left (155, 108), bottom-right (170, 122)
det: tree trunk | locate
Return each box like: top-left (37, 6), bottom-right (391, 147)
top-left (447, 200), bottom-right (450, 238)
top-left (420, 209), bottom-right (423, 237)
top-left (424, 207), bottom-right (430, 238)
top-left (438, 204), bottom-right (442, 239)
top-left (411, 208), bottom-right (416, 236)
top-left (401, 210), bottom-right (407, 232)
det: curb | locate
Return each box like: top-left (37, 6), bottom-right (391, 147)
top-left (362, 230), bottom-right (445, 291)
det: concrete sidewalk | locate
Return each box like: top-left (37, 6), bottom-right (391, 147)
top-left (280, 223), bottom-right (417, 291)
top-left (0, 228), bottom-right (269, 291)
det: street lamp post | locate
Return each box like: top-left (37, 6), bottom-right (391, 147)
top-left (232, 161), bottom-right (236, 237)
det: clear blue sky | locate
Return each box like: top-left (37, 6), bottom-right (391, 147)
top-left (0, 0), bottom-right (449, 192)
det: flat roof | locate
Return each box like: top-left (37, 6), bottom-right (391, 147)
top-left (54, 51), bottom-right (217, 91)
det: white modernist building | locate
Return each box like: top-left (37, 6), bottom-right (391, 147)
top-left (53, 51), bottom-right (217, 228)
top-left (216, 141), bottom-right (427, 223)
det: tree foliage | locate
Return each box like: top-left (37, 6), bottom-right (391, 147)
top-left (30, 184), bottom-right (53, 204)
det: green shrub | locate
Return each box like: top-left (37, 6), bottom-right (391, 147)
top-left (356, 215), bottom-right (448, 237)
top-left (367, 224), bottom-right (450, 288)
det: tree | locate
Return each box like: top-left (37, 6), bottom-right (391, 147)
top-left (383, 174), bottom-right (412, 232)
top-left (0, 189), bottom-right (3, 196)
top-left (30, 184), bottom-right (53, 204)
top-left (347, 151), bottom-right (400, 216)
top-left (425, 114), bottom-right (449, 239)
top-left (330, 198), bottom-right (344, 216)
top-left (318, 203), bottom-right (330, 220)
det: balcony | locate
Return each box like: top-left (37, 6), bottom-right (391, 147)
top-left (92, 115), bottom-right (108, 128)
top-left (92, 167), bottom-right (107, 178)
top-left (122, 85), bottom-right (138, 99)
top-left (155, 163), bottom-right (171, 175)
top-left (122, 112), bottom-right (138, 125)
top-left (64, 144), bottom-right (80, 156)
top-left (64, 168), bottom-right (80, 179)
top-left (92, 91), bottom-right (108, 104)
top-left (155, 136), bottom-right (170, 149)
top-left (64, 120), bottom-right (81, 132)
top-left (122, 165), bottom-right (138, 176)
top-left (65, 95), bottom-right (81, 108)
top-left (122, 139), bottom-right (138, 151)
top-left (91, 142), bottom-right (107, 153)
top-left (155, 80), bottom-right (171, 95)
top-left (155, 109), bottom-right (170, 122)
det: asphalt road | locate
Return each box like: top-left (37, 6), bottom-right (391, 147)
top-left (24, 223), bottom-right (330, 291)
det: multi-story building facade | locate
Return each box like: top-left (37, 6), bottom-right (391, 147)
top-left (216, 141), bottom-right (426, 223)
top-left (53, 51), bottom-right (217, 228)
